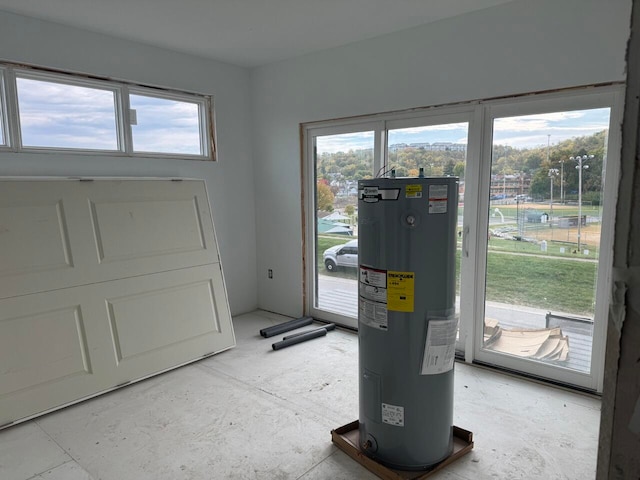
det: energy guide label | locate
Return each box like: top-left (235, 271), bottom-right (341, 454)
top-left (405, 184), bottom-right (422, 198)
top-left (381, 403), bottom-right (404, 427)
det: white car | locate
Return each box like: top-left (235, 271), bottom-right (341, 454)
top-left (323, 239), bottom-right (358, 272)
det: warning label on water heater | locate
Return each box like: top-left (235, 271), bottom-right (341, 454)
top-left (359, 266), bottom-right (388, 330)
top-left (428, 184), bottom-right (448, 214)
top-left (381, 403), bottom-right (405, 427)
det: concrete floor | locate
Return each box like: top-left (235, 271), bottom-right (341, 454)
top-left (0, 310), bottom-right (601, 480)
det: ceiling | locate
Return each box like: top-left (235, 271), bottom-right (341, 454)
top-left (0, 0), bottom-right (515, 67)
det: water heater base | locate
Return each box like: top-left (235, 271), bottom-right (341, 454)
top-left (330, 421), bottom-right (473, 480)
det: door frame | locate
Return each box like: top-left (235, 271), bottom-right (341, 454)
top-left (301, 84), bottom-right (624, 392)
top-left (471, 86), bottom-right (624, 392)
top-left (302, 121), bottom-right (384, 328)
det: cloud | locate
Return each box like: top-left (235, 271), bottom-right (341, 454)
top-left (15, 78), bottom-right (203, 154)
top-left (493, 110), bottom-right (610, 148)
top-left (390, 123), bottom-right (469, 135)
top-left (316, 131), bottom-right (374, 153)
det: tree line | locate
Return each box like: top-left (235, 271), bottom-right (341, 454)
top-left (317, 129), bottom-right (608, 205)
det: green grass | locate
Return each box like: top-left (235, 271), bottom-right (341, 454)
top-left (317, 234), bottom-right (598, 315)
top-left (484, 251), bottom-right (597, 315)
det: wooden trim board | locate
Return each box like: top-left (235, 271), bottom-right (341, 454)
top-left (331, 421), bottom-right (473, 480)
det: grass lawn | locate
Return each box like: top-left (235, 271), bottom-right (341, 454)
top-left (483, 252), bottom-right (596, 315)
top-left (317, 234), bottom-right (597, 315)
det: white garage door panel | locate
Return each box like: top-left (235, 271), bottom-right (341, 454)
top-left (0, 181), bottom-right (87, 299)
top-left (0, 201), bottom-right (73, 276)
top-left (0, 180), bottom-right (220, 299)
top-left (90, 197), bottom-right (206, 264)
top-left (107, 266), bottom-right (230, 365)
top-left (0, 266), bottom-right (233, 427)
top-left (82, 180), bottom-right (218, 272)
top-left (0, 305), bottom-right (90, 397)
top-left (0, 288), bottom-right (114, 427)
top-left (0, 178), bottom-right (235, 428)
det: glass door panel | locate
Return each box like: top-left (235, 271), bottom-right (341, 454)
top-left (386, 121), bottom-right (470, 352)
top-left (313, 131), bottom-right (375, 327)
top-left (480, 107), bottom-right (611, 380)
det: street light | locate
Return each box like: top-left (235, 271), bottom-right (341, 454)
top-left (560, 159), bottom-right (565, 204)
top-left (548, 168), bottom-right (559, 219)
top-left (570, 154), bottom-right (594, 252)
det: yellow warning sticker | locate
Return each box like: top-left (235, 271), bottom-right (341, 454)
top-left (387, 271), bottom-right (415, 312)
top-left (405, 184), bottom-right (422, 199)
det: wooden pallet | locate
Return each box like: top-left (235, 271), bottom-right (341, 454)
top-left (331, 421), bottom-right (474, 480)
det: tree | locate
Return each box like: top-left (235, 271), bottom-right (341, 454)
top-left (453, 162), bottom-right (465, 179)
top-left (317, 182), bottom-right (335, 212)
top-left (345, 204), bottom-right (355, 216)
top-left (444, 160), bottom-right (455, 176)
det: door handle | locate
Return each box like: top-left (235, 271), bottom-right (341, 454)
top-left (463, 225), bottom-right (470, 258)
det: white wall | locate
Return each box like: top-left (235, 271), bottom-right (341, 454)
top-left (0, 11), bottom-right (258, 315)
top-left (251, 0), bottom-right (632, 317)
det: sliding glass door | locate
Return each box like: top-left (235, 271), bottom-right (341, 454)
top-left (306, 123), bottom-right (382, 328)
top-left (385, 112), bottom-right (478, 354)
top-left (474, 90), bottom-right (622, 390)
top-left (305, 112), bottom-right (477, 334)
top-left (303, 86), bottom-right (622, 391)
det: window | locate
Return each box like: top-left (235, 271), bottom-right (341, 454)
top-left (0, 63), bottom-right (215, 160)
top-left (129, 92), bottom-right (204, 156)
top-left (16, 74), bottom-right (119, 150)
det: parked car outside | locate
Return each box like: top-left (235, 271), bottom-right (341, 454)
top-left (323, 239), bottom-right (358, 272)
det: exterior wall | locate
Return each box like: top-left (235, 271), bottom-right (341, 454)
top-left (598, 1), bottom-right (640, 477)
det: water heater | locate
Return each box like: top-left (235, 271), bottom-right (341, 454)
top-left (358, 176), bottom-right (459, 470)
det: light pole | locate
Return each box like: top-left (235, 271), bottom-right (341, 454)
top-left (546, 134), bottom-right (550, 163)
top-left (516, 196), bottom-right (521, 238)
top-left (560, 159), bottom-right (565, 204)
top-left (570, 154), bottom-right (593, 252)
top-left (548, 168), bottom-right (559, 219)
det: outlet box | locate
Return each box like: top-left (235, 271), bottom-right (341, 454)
top-left (268, 269), bottom-right (273, 279)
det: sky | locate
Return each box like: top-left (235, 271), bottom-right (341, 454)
top-left (316, 108), bottom-right (611, 154)
top-left (11, 76), bottom-right (202, 155)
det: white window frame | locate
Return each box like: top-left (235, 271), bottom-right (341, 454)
top-left (127, 86), bottom-right (212, 159)
top-left (303, 120), bottom-right (384, 328)
top-left (0, 67), bottom-right (9, 148)
top-left (0, 62), bottom-right (216, 161)
top-left (12, 69), bottom-right (123, 154)
top-left (473, 85), bottom-right (624, 392)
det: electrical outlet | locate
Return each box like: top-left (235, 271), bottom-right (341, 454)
top-left (268, 269), bottom-right (273, 279)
